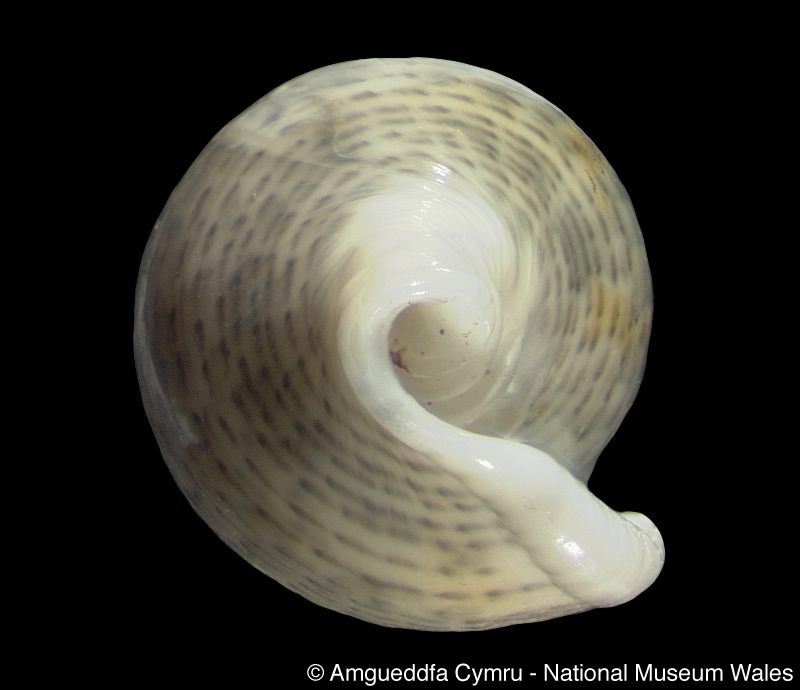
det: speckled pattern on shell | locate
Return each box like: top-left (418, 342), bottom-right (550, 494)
top-left (134, 58), bottom-right (661, 630)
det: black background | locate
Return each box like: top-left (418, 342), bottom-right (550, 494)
top-left (103, 26), bottom-right (791, 684)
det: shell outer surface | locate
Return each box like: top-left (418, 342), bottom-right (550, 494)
top-left (134, 57), bottom-right (663, 631)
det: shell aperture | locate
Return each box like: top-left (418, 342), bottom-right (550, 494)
top-left (134, 57), bottom-right (664, 630)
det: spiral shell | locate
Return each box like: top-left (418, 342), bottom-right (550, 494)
top-left (134, 57), bottom-right (664, 631)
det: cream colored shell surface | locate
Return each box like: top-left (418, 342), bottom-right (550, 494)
top-left (134, 58), bottom-right (664, 631)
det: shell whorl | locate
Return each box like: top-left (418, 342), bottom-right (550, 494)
top-left (134, 58), bottom-right (663, 630)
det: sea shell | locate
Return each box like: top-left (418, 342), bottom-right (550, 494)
top-left (134, 57), bottom-right (664, 631)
